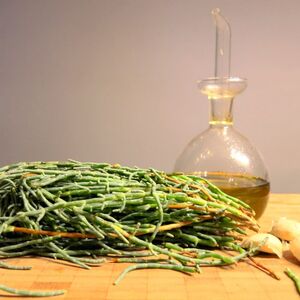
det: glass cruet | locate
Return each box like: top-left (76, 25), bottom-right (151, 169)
top-left (174, 9), bottom-right (270, 219)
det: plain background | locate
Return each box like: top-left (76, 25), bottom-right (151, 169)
top-left (0, 0), bottom-right (299, 192)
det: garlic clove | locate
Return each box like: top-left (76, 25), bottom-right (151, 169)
top-left (290, 237), bottom-right (300, 262)
top-left (270, 217), bottom-right (300, 241)
top-left (241, 233), bottom-right (283, 258)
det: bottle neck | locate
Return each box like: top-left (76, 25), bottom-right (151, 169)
top-left (209, 97), bottom-right (234, 126)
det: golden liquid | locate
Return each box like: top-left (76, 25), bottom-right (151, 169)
top-left (193, 172), bottom-right (270, 219)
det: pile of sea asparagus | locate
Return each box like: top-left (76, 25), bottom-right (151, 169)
top-left (0, 161), bottom-right (259, 296)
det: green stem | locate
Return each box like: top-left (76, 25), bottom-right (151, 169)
top-left (0, 284), bottom-right (65, 297)
top-left (285, 268), bottom-right (300, 295)
top-left (114, 263), bottom-right (197, 285)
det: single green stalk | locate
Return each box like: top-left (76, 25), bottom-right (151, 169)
top-left (114, 263), bottom-right (197, 285)
top-left (0, 260), bottom-right (31, 270)
top-left (0, 283), bottom-right (65, 297)
top-left (285, 268), bottom-right (300, 295)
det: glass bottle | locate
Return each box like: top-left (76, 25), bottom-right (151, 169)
top-left (174, 77), bottom-right (270, 219)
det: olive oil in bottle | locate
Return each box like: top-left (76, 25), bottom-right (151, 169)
top-left (174, 10), bottom-right (270, 219)
top-left (198, 172), bottom-right (270, 219)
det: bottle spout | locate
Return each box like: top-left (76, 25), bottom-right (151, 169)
top-left (198, 9), bottom-right (247, 100)
top-left (212, 8), bottom-right (231, 79)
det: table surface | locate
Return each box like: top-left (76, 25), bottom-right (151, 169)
top-left (0, 194), bottom-right (300, 300)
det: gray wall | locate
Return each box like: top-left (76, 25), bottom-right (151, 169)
top-left (0, 0), bottom-right (299, 192)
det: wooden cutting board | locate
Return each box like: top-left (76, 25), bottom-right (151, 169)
top-left (0, 194), bottom-right (299, 300)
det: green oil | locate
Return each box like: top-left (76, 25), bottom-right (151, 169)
top-left (194, 172), bottom-right (270, 219)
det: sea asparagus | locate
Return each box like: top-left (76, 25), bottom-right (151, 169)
top-left (0, 160), bottom-right (259, 290)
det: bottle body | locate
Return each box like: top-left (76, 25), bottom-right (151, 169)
top-left (174, 77), bottom-right (270, 219)
top-left (174, 126), bottom-right (269, 219)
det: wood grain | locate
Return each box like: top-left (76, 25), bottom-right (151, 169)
top-left (0, 194), bottom-right (299, 300)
